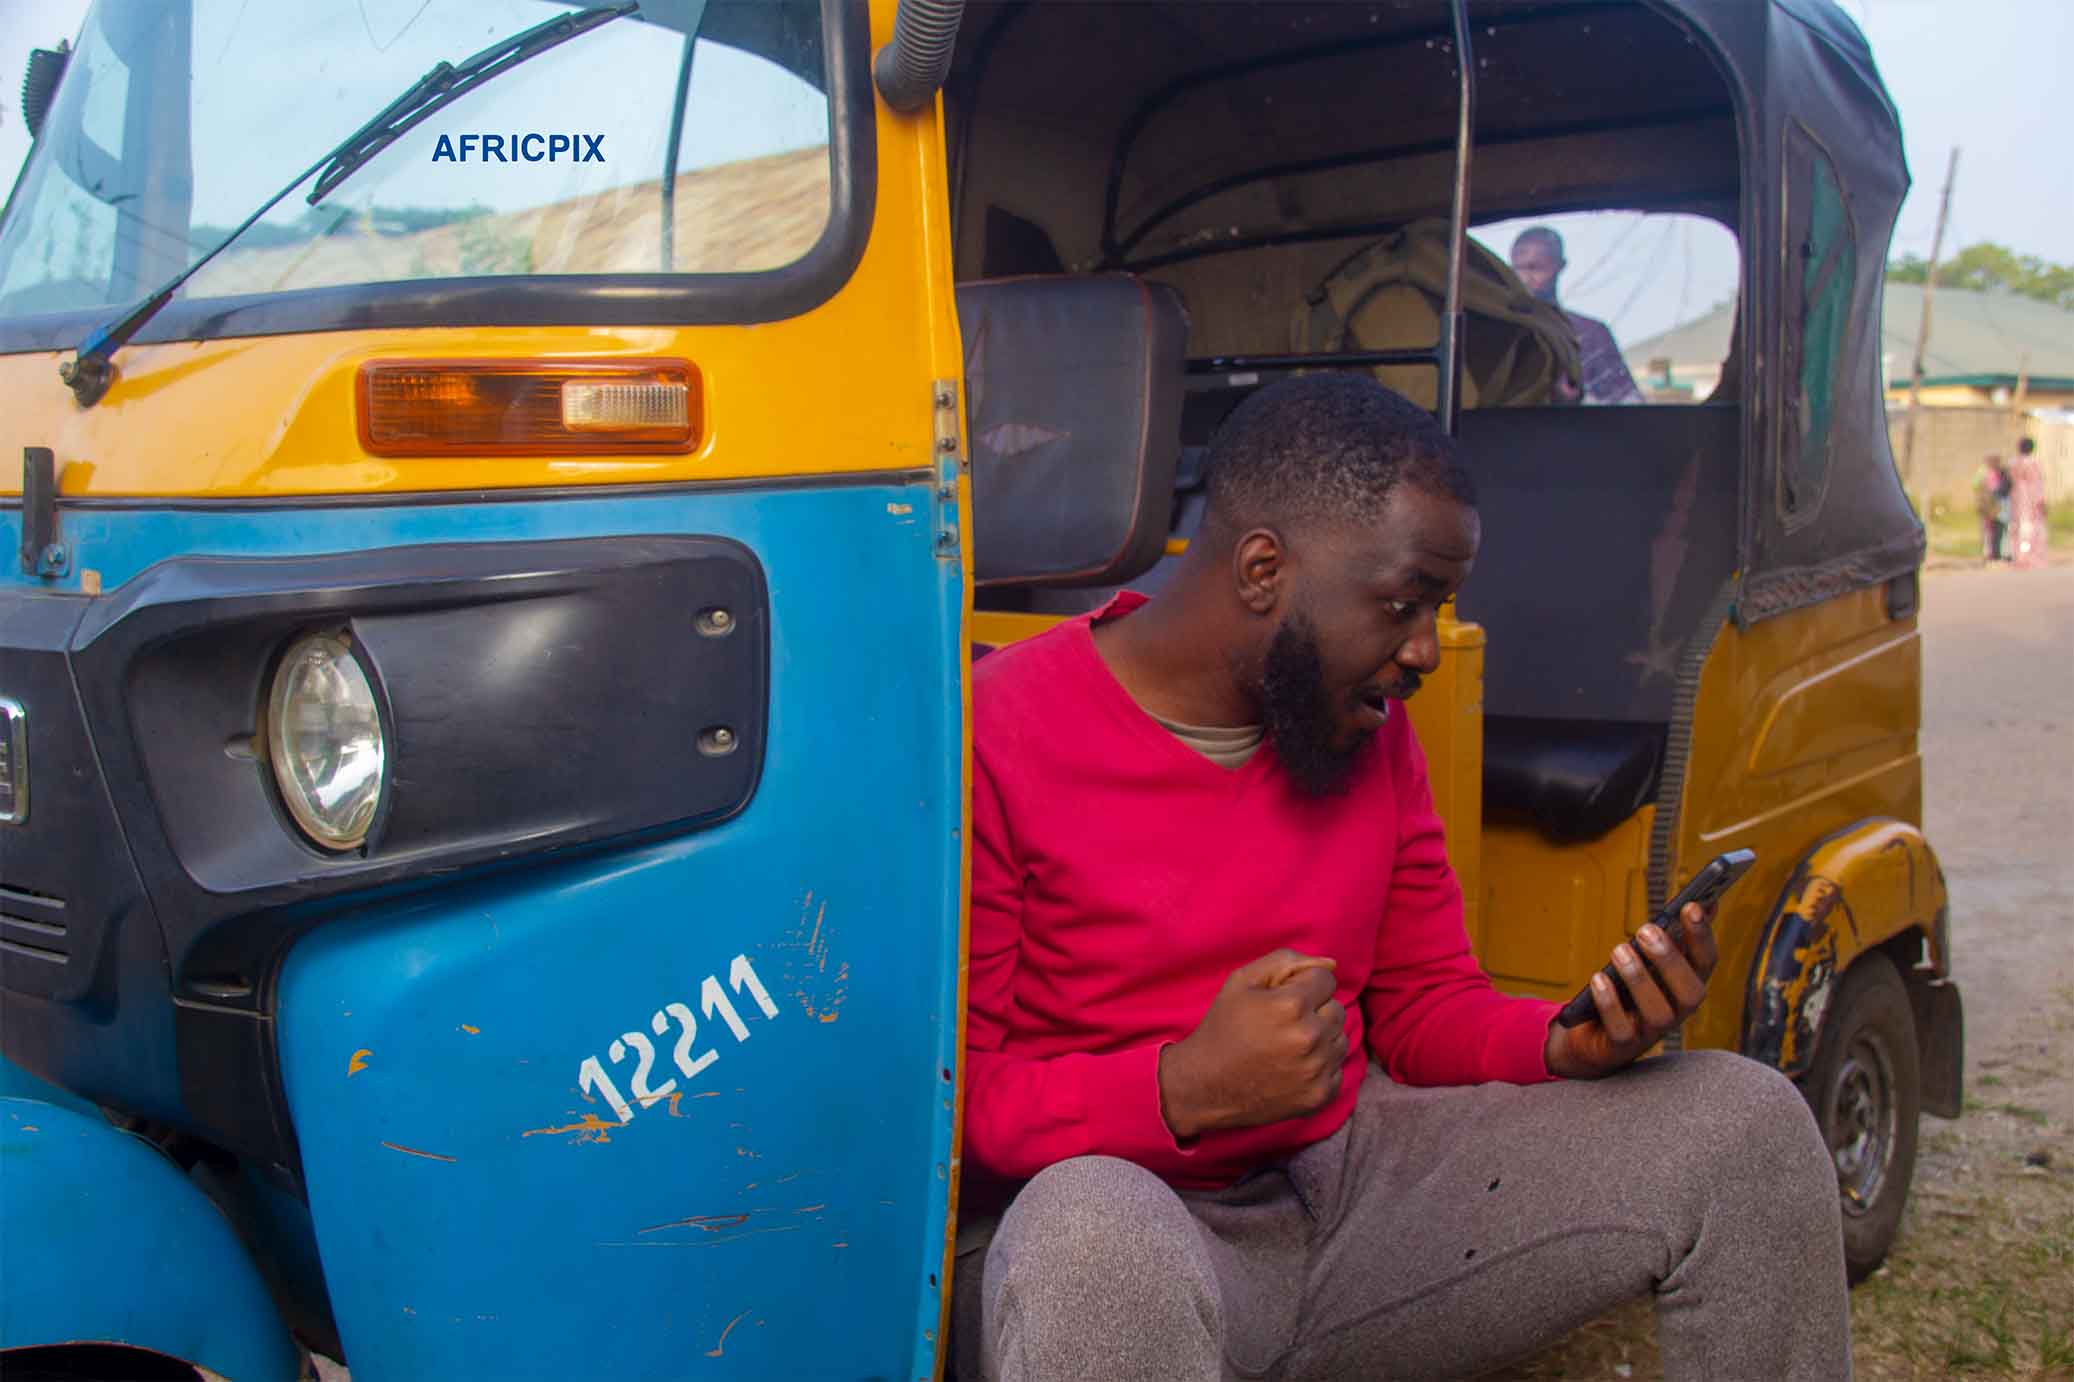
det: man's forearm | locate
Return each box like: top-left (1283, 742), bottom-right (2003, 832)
top-left (964, 1043), bottom-right (1187, 1181)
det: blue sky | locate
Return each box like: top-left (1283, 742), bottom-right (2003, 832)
top-left (4, 0), bottom-right (2069, 341)
top-left (1843, 0), bottom-right (2072, 265)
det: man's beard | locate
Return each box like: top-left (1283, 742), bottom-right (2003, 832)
top-left (1528, 281), bottom-right (1559, 305)
top-left (1256, 610), bottom-right (1371, 798)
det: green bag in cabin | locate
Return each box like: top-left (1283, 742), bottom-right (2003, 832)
top-left (1292, 219), bottom-right (1582, 409)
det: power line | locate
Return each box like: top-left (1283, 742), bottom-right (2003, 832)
top-left (1672, 219), bottom-right (1694, 331)
top-left (1900, 146), bottom-right (1958, 488)
top-left (1607, 220), bottom-right (1678, 337)
top-left (1564, 213), bottom-right (1651, 297)
top-left (356, 0), bottom-right (434, 55)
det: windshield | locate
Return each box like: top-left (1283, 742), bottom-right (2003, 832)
top-left (0, 1), bottom-right (832, 322)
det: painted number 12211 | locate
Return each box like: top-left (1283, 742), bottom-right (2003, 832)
top-left (576, 954), bottom-right (779, 1124)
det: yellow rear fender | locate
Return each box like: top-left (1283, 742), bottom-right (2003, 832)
top-left (1741, 818), bottom-right (1949, 1079)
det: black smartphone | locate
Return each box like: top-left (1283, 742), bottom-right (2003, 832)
top-left (1553, 848), bottom-right (1757, 1028)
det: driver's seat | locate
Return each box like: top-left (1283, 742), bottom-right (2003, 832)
top-left (957, 273), bottom-right (1190, 635)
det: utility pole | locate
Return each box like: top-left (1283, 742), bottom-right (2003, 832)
top-left (2009, 351), bottom-right (2031, 447)
top-left (1899, 147), bottom-right (1958, 503)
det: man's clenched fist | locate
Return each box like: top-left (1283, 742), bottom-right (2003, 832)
top-left (1158, 949), bottom-right (1350, 1139)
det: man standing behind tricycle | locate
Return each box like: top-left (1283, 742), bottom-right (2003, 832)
top-left (951, 373), bottom-right (1850, 1381)
top-left (1976, 452), bottom-right (2014, 563)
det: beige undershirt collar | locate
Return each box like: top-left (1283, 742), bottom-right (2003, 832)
top-left (1149, 712), bottom-right (1266, 770)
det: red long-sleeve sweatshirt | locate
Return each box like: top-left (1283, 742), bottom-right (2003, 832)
top-left (965, 594), bottom-right (1559, 1190)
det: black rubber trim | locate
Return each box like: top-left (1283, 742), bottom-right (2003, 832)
top-left (0, 0), bottom-right (876, 356)
top-left (1644, 578), bottom-right (1737, 1053)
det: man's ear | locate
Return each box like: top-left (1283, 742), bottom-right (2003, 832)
top-left (1234, 528), bottom-right (1286, 615)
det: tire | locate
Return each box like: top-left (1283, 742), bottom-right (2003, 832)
top-left (0, 1346), bottom-right (201, 1381)
top-left (1797, 950), bottom-right (1921, 1284)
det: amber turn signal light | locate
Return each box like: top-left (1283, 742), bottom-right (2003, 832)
top-left (356, 359), bottom-right (700, 456)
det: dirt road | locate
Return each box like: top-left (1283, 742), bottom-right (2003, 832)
top-left (1921, 563), bottom-right (2074, 1132)
top-left (1506, 562), bottom-right (2074, 1380)
top-left (1853, 561), bottom-right (2074, 1378)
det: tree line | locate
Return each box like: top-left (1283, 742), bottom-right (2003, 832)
top-left (1886, 242), bottom-right (2073, 311)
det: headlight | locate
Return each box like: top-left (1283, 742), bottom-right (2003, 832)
top-left (267, 633), bottom-right (386, 850)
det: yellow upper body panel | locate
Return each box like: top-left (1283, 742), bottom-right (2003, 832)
top-left (0, 0), bottom-right (952, 500)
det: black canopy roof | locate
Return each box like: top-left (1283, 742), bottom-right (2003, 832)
top-left (947, 0), bottom-right (1923, 620)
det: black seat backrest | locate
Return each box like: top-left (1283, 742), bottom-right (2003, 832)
top-left (1454, 404), bottom-right (1740, 723)
top-left (957, 275), bottom-right (1189, 592)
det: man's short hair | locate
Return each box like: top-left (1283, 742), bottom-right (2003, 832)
top-left (1511, 225), bottom-right (1565, 264)
top-left (1203, 372), bottom-right (1475, 538)
top-left (2018, 436), bottom-right (2036, 455)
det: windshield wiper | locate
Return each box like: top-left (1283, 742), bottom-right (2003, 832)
top-left (59, 2), bottom-right (638, 407)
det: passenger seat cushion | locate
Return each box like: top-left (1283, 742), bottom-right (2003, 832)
top-left (1482, 716), bottom-right (1668, 844)
top-left (957, 274), bottom-right (1188, 589)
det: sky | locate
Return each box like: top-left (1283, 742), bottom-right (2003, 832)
top-left (3, 0), bottom-right (2070, 343)
top-left (1844, 0), bottom-right (2072, 268)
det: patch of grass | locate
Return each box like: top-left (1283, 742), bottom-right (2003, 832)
top-left (1990, 1103), bottom-right (2050, 1127)
top-left (1942, 1283), bottom-right (2018, 1371)
top-left (1922, 499), bottom-right (2074, 559)
top-left (1926, 517), bottom-right (1980, 559)
top-left (2030, 1219), bottom-right (2074, 1272)
top-left (2040, 1318), bottom-right (2074, 1372)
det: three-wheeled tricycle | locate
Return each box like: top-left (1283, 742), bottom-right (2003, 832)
top-left (1, 0), bottom-right (1961, 1376)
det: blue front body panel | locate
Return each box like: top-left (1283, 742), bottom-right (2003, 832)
top-left (13, 483), bottom-right (963, 1380)
top-left (1, 1097), bottom-right (304, 1379)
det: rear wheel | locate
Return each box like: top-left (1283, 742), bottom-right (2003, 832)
top-left (1798, 950), bottom-right (1920, 1283)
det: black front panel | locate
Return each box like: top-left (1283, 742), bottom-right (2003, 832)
top-left (0, 592), bottom-right (141, 1006)
top-left (0, 589), bottom-right (187, 1128)
top-left (73, 536), bottom-right (769, 999)
top-left (6, 536), bottom-right (770, 1175)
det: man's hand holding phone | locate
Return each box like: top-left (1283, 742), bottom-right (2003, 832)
top-left (1542, 849), bottom-right (1751, 1078)
top-left (1542, 901), bottom-right (1719, 1079)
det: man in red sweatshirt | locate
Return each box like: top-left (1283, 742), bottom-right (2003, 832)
top-left (952, 373), bottom-right (1849, 1380)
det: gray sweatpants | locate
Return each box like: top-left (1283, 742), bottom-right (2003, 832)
top-left (952, 1050), bottom-right (1849, 1381)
